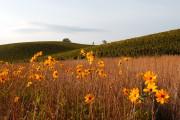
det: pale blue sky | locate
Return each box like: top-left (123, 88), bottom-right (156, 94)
top-left (0, 0), bottom-right (180, 45)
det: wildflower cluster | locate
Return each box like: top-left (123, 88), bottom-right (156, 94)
top-left (0, 68), bottom-right (9, 84)
top-left (79, 50), bottom-right (107, 79)
top-left (13, 66), bottom-right (25, 77)
top-left (30, 51), bottom-right (43, 62)
top-left (96, 60), bottom-right (107, 77)
top-left (29, 73), bottom-right (44, 81)
top-left (96, 68), bottom-right (107, 78)
top-left (123, 71), bottom-right (170, 105)
top-left (76, 64), bottom-right (92, 79)
top-left (143, 71), bottom-right (169, 104)
top-left (44, 56), bottom-right (56, 67)
top-left (81, 49), bottom-right (95, 65)
top-left (0, 50), bottom-right (174, 120)
top-left (123, 70), bottom-right (170, 119)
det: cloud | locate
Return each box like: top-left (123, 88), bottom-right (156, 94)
top-left (15, 22), bottom-right (106, 33)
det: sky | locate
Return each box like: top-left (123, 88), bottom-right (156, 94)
top-left (0, 0), bottom-right (180, 45)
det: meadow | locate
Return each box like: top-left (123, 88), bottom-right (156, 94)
top-left (0, 50), bottom-right (179, 120)
top-left (0, 41), bottom-right (89, 62)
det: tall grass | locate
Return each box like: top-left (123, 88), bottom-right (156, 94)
top-left (0, 56), bottom-right (179, 120)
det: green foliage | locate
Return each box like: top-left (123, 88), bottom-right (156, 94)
top-left (55, 29), bottom-right (180, 59)
top-left (102, 40), bottom-right (107, 44)
top-left (0, 41), bottom-right (90, 62)
top-left (62, 38), bottom-right (71, 43)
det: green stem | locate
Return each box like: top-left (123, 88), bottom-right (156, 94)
top-left (151, 96), bottom-right (156, 120)
top-left (89, 104), bottom-right (93, 120)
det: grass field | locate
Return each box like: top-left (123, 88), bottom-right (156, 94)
top-left (0, 30), bottom-right (179, 120)
top-left (0, 41), bottom-right (90, 62)
top-left (0, 52), bottom-right (179, 120)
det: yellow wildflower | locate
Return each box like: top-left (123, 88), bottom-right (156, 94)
top-left (80, 49), bottom-right (86, 56)
top-left (129, 88), bottom-right (140, 103)
top-left (44, 56), bottom-right (56, 67)
top-left (53, 70), bottom-right (59, 79)
top-left (34, 74), bottom-right (44, 81)
top-left (30, 51), bottom-right (43, 62)
top-left (86, 51), bottom-right (94, 65)
top-left (143, 83), bottom-right (158, 93)
top-left (123, 57), bottom-right (130, 61)
top-left (84, 94), bottom-right (95, 104)
top-left (143, 71), bottom-right (157, 85)
top-left (118, 59), bottom-right (123, 66)
top-left (155, 89), bottom-right (170, 104)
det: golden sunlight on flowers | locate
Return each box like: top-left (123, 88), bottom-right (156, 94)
top-left (123, 57), bottom-right (130, 62)
top-left (34, 74), bottom-right (44, 81)
top-left (30, 51), bottom-right (43, 62)
top-left (0, 68), bottom-right (9, 84)
top-left (155, 89), bottom-right (170, 104)
top-left (143, 71), bottom-right (157, 85)
top-left (84, 94), bottom-right (95, 104)
top-left (143, 83), bottom-right (158, 93)
top-left (0, 50), bottom-right (174, 119)
top-left (53, 70), bottom-right (59, 79)
top-left (124, 70), bottom-right (170, 106)
top-left (80, 49), bottom-right (86, 56)
top-left (128, 88), bottom-right (140, 104)
top-left (0, 68), bottom-right (9, 76)
top-left (76, 66), bottom-right (83, 78)
top-left (86, 51), bottom-right (94, 65)
top-left (84, 69), bottom-right (91, 76)
top-left (44, 56), bottom-right (56, 67)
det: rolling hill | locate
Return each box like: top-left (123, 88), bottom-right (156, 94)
top-left (0, 29), bottom-right (180, 62)
top-left (52, 29), bottom-right (180, 60)
top-left (0, 41), bottom-right (90, 62)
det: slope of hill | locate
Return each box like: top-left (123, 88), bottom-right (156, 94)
top-left (0, 41), bottom-right (90, 62)
top-left (53, 29), bottom-right (180, 60)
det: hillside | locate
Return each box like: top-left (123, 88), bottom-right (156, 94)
top-left (53, 29), bottom-right (180, 60)
top-left (0, 41), bottom-right (90, 62)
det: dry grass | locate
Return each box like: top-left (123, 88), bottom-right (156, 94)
top-left (0, 56), bottom-right (180, 120)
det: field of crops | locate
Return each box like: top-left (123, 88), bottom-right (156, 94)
top-left (55, 29), bottom-right (180, 60)
top-left (0, 50), bottom-right (179, 120)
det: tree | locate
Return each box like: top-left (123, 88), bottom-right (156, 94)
top-left (92, 41), bottom-right (95, 45)
top-left (102, 40), bottom-right (107, 44)
top-left (62, 38), bottom-right (71, 43)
